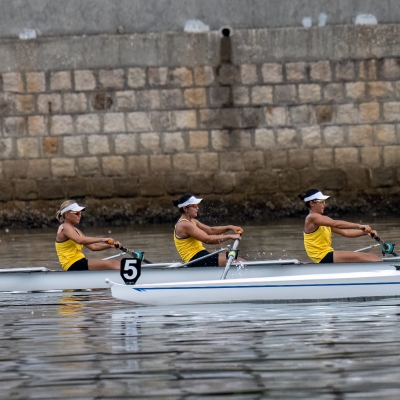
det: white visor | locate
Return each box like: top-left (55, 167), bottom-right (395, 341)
top-left (303, 191), bottom-right (330, 202)
top-left (178, 196), bottom-right (203, 208)
top-left (60, 202), bottom-right (85, 215)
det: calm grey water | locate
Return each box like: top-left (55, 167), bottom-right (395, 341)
top-left (1, 218), bottom-right (400, 399)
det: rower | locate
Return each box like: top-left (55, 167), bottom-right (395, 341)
top-left (298, 189), bottom-right (382, 263)
top-left (172, 193), bottom-right (245, 267)
top-left (55, 200), bottom-right (121, 271)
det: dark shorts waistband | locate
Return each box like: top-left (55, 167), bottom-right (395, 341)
top-left (67, 258), bottom-right (89, 271)
top-left (319, 251), bottom-right (334, 264)
top-left (188, 250), bottom-right (219, 267)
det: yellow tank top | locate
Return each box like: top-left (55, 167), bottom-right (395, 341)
top-left (173, 218), bottom-right (206, 263)
top-left (303, 225), bottom-right (334, 263)
top-left (55, 228), bottom-right (85, 270)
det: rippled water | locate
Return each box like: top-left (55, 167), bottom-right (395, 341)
top-left (1, 218), bottom-right (400, 399)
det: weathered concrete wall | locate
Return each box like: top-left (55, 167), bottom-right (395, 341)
top-left (2, 25), bottom-right (400, 226)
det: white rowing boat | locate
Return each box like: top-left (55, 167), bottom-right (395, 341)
top-left (1, 258), bottom-right (399, 292)
top-left (106, 268), bottom-right (400, 306)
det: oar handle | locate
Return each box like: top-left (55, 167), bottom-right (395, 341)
top-left (220, 232), bottom-right (242, 280)
top-left (107, 240), bottom-right (151, 263)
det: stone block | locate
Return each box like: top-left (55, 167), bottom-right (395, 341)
top-left (336, 104), bottom-right (358, 124)
top-left (115, 91), bottom-right (137, 110)
top-left (28, 116), bottom-right (47, 136)
top-left (213, 173), bottom-right (234, 194)
top-left (88, 177), bottom-right (115, 198)
top-left (301, 125), bottom-right (322, 148)
top-left (74, 70), bottom-right (97, 91)
top-left (198, 153), bottom-right (218, 170)
top-left (199, 109), bottom-right (222, 129)
top-left (209, 87), bottom-right (231, 107)
top-left (38, 179), bottom-right (64, 199)
top-left (172, 153), bottom-right (197, 171)
top-left (315, 105), bottom-right (333, 124)
top-left (345, 82), bottom-right (365, 100)
top-left (279, 170), bottom-right (301, 191)
top-left (218, 64), bottom-right (238, 86)
top-left (383, 102), bottom-right (400, 122)
top-left (104, 113), bottom-right (125, 133)
top-left (323, 169), bottom-right (346, 190)
top-left (232, 87), bottom-right (249, 105)
top-left (188, 131), bottom-right (209, 150)
top-left (231, 129), bottom-right (252, 148)
top-left (323, 83), bottom-right (344, 102)
top-left (164, 132), bottom-right (185, 153)
top-left (140, 132), bottom-right (160, 153)
top-left (127, 155), bottom-right (148, 175)
top-left (335, 61), bottom-right (355, 81)
top-left (149, 154), bottom-right (172, 173)
top-left (51, 158), bottom-right (76, 177)
top-left (243, 150), bottom-right (264, 171)
top-left (254, 171), bottom-right (279, 193)
top-left (14, 180), bottom-right (38, 200)
top-left (285, 62), bottom-right (307, 82)
top-left (160, 89), bottom-right (184, 109)
top-left (370, 168), bottom-right (395, 188)
top-left (289, 105), bottom-right (311, 125)
top-left (266, 149), bottom-right (288, 169)
top-left (28, 159), bottom-right (50, 179)
top-left (15, 95), bottom-right (35, 114)
top-left (211, 130), bottom-right (230, 150)
top-left (17, 138), bottom-right (39, 158)
top-left (380, 59), bottom-right (400, 80)
top-left (113, 177), bottom-right (139, 197)
top-left (26, 72), bottom-right (46, 93)
top-left (346, 168), bottom-right (369, 189)
top-left (298, 84), bottom-right (321, 103)
top-left (99, 69), bottom-right (124, 89)
top-left (255, 128), bottom-right (275, 149)
top-left (173, 110), bottom-right (197, 129)
top-left (187, 173), bottom-right (213, 194)
top-left (194, 66), bottom-right (215, 86)
top-left (87, 135), bottom-right (110, 155)
top-left (37, 94), bottom-right (62, 114)
top-left (65, 177), bottom-right (89, 198)
top-left (170, 67), bottom-right (193, 87)
top-left (42, 137), bottom-right (59, 154)
top-left (148, 67), bottom-right (168, 86)
top-left (288, 149), bottom-right (310, 169)
top-left (359, 102), bottom-right (380, 122)
top-left (127, 68), bottom-right (146, 88)
top-left (310, 61), bottom-right (332, 82)
top-left (360, 147), bottom-right (381, 168)
top-left (261, 63), bottom-right (283, 83)
top-left (63, 136), bottom-right (84, 156)
top-left (114, 133), bottom-right (138, 154)
top-left (240, 64), bottom-right (258, 85)
top-left (374, 124), bottom-right (397, 145)
top-left (359, 59), bottom-right (377, 80)
top-left (136, 90), bottom-right (159, 110)
top-left (50, 71), bottom-right (71, 91)
top-left (76, 114), bottom-right (101, 134)
top-left (102, 156), bottom-right (126, 176)
top-left (0, 93), bottom-right (14, 117)
top-left (323, 126), bottom-right (346, 147)
top-left (0, 181), bottom-right (13, 201)
top-left (77, 157), bottom-right (99, 176)
top-left (335, 148), bottom-right (359, 167)
top-left (2, 72), bottom-right (24, 92)
top-left (4, 117), bottom-right (26, 137)
top-left (90, 92), bottom-right (113, 111)
top-left (63, 93), bottom-right (87, 113)
top-left (313, 148), bottom-right (333, 169)
top-left (149, 111), bottom-right (173, 131)
top-left (139, 175), bottom-right (165, 196)
top-left (3, 160), bottom-right (28, 179)
top-left (264, 107), bottom-right (287, 126)
top-left (276, 128), bottom-right (298, 148)
top-left (51, 115), bottom-right (74, 135)
top-left (0, 138), bottom-right (13, 159)
top-left (367, 82), bottom-right (394, 99)
top-left (242, 107), bottom-right (261, 128)
top-left (383, 146), bottom-right (400, 167)
top-left (126, 112), bottom-right (152, 132)
top-left (251, 86), bottom-right (273, 104)
top-left (184, 88), bottom-right (207, 107)
top-left (348, 125), bottom-right (373, 146)
top-left (220, 151), bottom-right (243, 171)
top-left (274, 85), bottom-right (296, 104)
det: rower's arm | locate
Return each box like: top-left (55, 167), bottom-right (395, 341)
top-left (84, 243), bottom-right (113, 251)
top-left (307, 214), bottom-right (369, 231)
top-left (182, 221), bottom-right (240, 244)
top-left (62, 224), bottom-right (114, 246)
top-left (196, 221), bottom-right (242, 235)
top-left (331, 227), bottom-right (368, 238)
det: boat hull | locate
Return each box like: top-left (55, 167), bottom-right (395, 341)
top-left (108, 270), bottom-right (400, 306)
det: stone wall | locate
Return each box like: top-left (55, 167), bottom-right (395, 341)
top-left (2, 25), bottom-right (400, 226)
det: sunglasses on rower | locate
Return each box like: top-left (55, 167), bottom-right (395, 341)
top-left (187, 204), bottom-right (199, 209)
top-left (312, 199), bottom-right (326, 204)
top-left (69, 211), bottom-right (82, 216)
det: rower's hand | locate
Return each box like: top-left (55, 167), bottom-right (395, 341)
top-left (360, 225), bottom-right (372, 234)
top-left (231, 233), bottom-right (242, 240)
top-left (230, 226), bottom-right (243, 234)
top-left (369, 230), bottom-right (378, 238)
top-left (106, 238), bottom-right (121, 248)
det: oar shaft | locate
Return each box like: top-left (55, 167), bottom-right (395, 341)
top-left (221, 239), bottom-right (240, 280)
top-left (108, 240), bottom-right (152, 264)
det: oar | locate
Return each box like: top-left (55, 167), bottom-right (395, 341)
top-left (369, 232), bottom-right (398, 257)
top-left (107, 240), bottom-right (152, 264)
top-left (166, 247), bottom-right (227, 268)
top-left (220, 234), bottom-right (242, 280)
top-left (354, 243), bottom-right (380, 252)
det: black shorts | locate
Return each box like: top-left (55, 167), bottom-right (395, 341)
top-left (319, 251), bottom-right (334, 264)
top-left (67, 258), bottom-right (89, 271)
top-left (188, 250), bottom-right (219, 267)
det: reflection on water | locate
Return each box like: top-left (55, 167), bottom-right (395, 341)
top-left (1, 219), bottom-right (400, 398)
